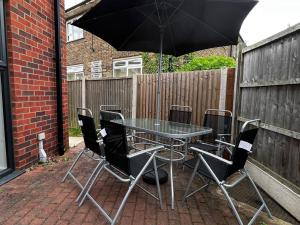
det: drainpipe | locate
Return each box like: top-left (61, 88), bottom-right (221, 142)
top-left (54, 0), bottom-right (65, 156)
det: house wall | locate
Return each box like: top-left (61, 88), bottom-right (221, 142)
top-left (5, 0), bottom-right (68, 169)
top-left (67, 30), bottom-right (141, 78)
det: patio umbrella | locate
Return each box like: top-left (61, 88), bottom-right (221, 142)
top-left (73, 0), bottom-right (257, 121)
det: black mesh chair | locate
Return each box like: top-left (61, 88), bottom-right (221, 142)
top-left (188, 109), bottom-right (232, 155)
top-left (77, 110), bottom-right (164, 225)
top-left (183, 119), bottom-right (272, 225)
top-left (62, 108), bottom-right (105, 201)
top-left (169, 105), bottom-right (192, 124)
top-left (167, 105), bottom-right (192, 157)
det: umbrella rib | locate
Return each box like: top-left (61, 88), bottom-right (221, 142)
top-left (164, 6), bottom-right (178, 56)
top-left (154, 0), bottom-right (162, 25)
top-left (179, 9), bottom-right (235, 43)
top-left (136, 6), bottom-right (161, 27)
top-left (163, 0), bottom-right (185, 27)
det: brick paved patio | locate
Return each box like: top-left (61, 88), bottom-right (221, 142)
top-left (0, 143), bottom-right (290, 225)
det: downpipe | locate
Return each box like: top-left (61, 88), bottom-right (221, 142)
top-left (54, 0), bottom-right (65, 155)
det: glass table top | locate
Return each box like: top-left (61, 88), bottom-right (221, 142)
top-left (113, 118), bottom-right (212, 138)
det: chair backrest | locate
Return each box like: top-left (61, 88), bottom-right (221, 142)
top-left (100, 105), bottom-right (121, 113)
top-left (100, 110), bottom-right (130, 175)
top-left (226, 120), bottom-right (259, 177)
top-left (202, 109), bottom-right (232, 142)
top-left (169, 105), bottom-right (192, 124)
top-left (77, 108), bottom-right (101, 155)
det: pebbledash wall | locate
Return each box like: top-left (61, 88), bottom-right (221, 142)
top-left (3, 0), bottom-right (68, 171)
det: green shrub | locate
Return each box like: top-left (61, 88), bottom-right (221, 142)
top-left (142, 53), bottom-right (181, 74)
top-left (177, 55), bottom-right (236, 71)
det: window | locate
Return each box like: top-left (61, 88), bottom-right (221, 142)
top-left (65, 0), bottom-right (85, 10)
top-left (113, 57), bottom-right (142, 77)
top-left (67, 64), bottom-right (84, 81)
top-left (0, 0), bottom-right (7, 68)
top-left (66, 17), bottom-right (83, 42)
top-left (91, 61), bottom-right (102, 79)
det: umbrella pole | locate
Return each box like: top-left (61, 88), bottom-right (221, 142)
top-left (155, 30), bottom-right (164, 125)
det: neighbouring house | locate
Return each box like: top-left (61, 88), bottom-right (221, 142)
top-left (0, 0), bottom-right (68, 181)
top-left (66, 0), bottom-right (237, 80)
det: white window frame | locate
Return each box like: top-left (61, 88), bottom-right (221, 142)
top-left (66, 16), bottom-right (83, 42)
top-left (67, 64), bottom-right (84, 81)
top-left (113, 56), bottom-right (143, 77)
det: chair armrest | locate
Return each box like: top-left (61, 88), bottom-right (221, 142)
top-left (195, 141), bottom-right (218, 148)
top-left (127, 145), bottom-right (164, 158)
top-left (189, 147), bottom-right (233, 165)
top-left (217, 133), bottom-right (231, 137)
top-left (215, 139), bottom-right (235, 147)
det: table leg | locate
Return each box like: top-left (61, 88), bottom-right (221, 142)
top-left (170, 139), bottom-right (175, 209)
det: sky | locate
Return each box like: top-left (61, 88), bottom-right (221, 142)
top-left (240, 0), bottom-right (300, 45)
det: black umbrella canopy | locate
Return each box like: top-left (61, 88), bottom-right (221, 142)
top-left (73, 0), bottom-right (257, 57)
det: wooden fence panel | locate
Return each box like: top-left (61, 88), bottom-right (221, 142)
top-left (136, 69), bottom-right (235, 126)
top-left (238, 26), bottom-right (300, 187)
top-left (85, 77), bottom-right (132, 125)
top-left (68, 81), bottom-right (82, 128)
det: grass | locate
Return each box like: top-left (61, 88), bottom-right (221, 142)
top-left (69, 127), bottom-right (82, 137)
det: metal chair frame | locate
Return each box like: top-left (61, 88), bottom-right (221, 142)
top-left (183, 119), bottom-right (272, 225)
top-left (77, 110), bottom-right (164, 225)
top-left (62, 108), bottom-right (105, 202)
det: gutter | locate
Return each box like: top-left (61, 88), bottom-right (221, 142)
top-left (54, 0), bottom-right (65, 156)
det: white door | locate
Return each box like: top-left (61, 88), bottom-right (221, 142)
top-left (0, 77), bottom-right (7, 171)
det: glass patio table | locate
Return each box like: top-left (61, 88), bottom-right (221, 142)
top-left (113, 118), bottom-right (212, 209)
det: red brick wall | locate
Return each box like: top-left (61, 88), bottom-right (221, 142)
top-left (5, 0), bottom-right (68, 169)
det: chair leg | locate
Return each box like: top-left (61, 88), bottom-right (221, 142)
top-left (62, 148), bottom-right (85, 182)
top-left (246, 171), bottom-right (273, 219)
top-left (153, 156), bottom-right (163, 208)
top-left (111, 152), bottom-right (158, 225)
top-left (183, 157), bottom-right (200, 201)
top-left (76, 159), bottom-right (105, 203)
top-left (78, 161), bottom-right (105, 207)
top-left (219, 184), bottom-right (244, 225)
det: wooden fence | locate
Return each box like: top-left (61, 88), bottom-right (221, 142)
top-left (136, 69), bottom-right (235, 125)
top-left (68, 68), bottom-right (235, 127)
top-left (234, 24), bottom-right (300, 218)
top-left (68, 77), bottom-right (132, 127)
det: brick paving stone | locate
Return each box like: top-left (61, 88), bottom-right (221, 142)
top-left (30, 218), bottom-right (45, 225)
top-left (0, 143), bottom-right (291, 225)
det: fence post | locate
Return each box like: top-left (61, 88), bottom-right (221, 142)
top-left (132, 74), bottom-right (137, 119)
top-left (219, 68), bottom-right (228, 110)
top-left (231, 43), bottom-right (245, 141)
top-left (82, 76), bottom-right (86, 113)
